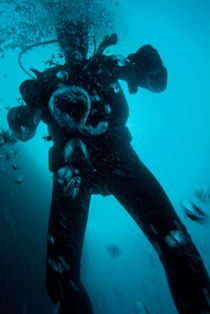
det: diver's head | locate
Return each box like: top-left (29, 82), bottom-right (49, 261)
top-left (56, 19), bottom-right (89, 64)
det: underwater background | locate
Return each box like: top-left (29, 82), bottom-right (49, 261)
top-left (0, 0), bottom-right (210, 313)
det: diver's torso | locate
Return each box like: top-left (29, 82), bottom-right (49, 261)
top-left (38, 58), bottom-right (130, 145)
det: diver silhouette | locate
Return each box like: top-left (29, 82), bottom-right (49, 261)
top-left (7, 20), bottom-right (210, 314)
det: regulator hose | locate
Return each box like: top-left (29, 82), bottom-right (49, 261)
top-left (18, 39), bottom-right (58, 79)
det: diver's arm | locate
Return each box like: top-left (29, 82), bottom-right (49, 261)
top-left (114, 44), bottom-right (167, 94)
top-left (7, 78), bottom-right (45, 141)
top-left (7, 105), bottom-right (41, 142)
top-left (19, 79), bottom-right (46, 109)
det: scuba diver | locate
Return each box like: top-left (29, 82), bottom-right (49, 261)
top-left (7, 19), bottom-right (210, 314)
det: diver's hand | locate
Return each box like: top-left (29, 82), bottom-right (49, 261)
top-left (55, 166), bottom-right (73, 186)
top-left (129, 44), bottom-right (163, 75)
top-left (55, 166), bottom-right (81, 199)
top-left (7, 106), bottom-right (41, 142)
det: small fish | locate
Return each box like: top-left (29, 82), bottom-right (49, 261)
top-left (15, 175), bottom-right (23, 184)
top-left (106, 245), bottom-right (121, 258)
top-left (135, 300), bottom-right (149, 314)
top-left (12, 164), bottom-right (21, 170)
top-left (194, 184), bottom-right (210, 202)
top-left (182, 200), bottom-right (207, 223)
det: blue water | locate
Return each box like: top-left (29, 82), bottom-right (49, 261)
top-left (0, 1), bottom-right (210, 313)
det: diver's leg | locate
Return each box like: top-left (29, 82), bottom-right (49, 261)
top-left (46, 178), bottom-right (93, 314)
top-left (106, 143), bottom-right (210, 313)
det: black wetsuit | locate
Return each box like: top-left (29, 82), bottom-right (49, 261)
top-left (7, 46), bottom-right (210, 314)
